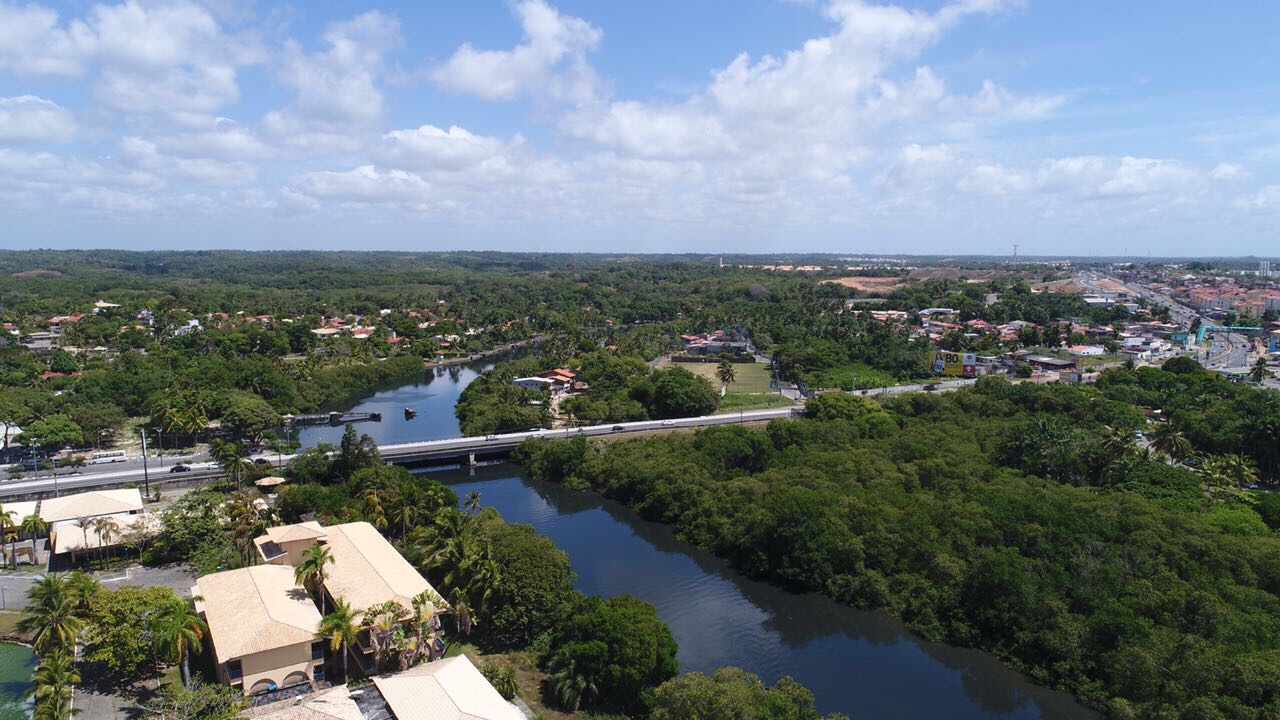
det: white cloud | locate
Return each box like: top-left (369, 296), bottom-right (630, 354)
top-left (0, 2), bottom-right (95, 76)
top-left (262, 11), bottom-right (400, 152)
top-left (286, 165), bottom-right (432, 204)
top-left (1210, 162), bottom-right (1247, 181)
top-left (0, 95), bottom-right (76, 144)
top-left (379, 125), bottom-right (514, 172)
top-left (432, 0), bottom-right (602, 103)
top-left (118, 136), bottom-right (256, 186)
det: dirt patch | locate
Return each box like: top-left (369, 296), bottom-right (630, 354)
top-left (824, 276), bottom-right (909, 293)
top-left (10, 269), bottom-right (61, 278)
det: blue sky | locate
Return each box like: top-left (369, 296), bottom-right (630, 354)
top-left (1, 0), bottom-right (1279, 255)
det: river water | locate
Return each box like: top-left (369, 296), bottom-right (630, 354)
top-left (0, 643), bottom-right (33, 720)
top-left (298, 361), bottom-right (1098, 719)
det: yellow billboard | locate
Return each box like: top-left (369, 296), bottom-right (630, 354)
top-left (929, 351), bottom-right (977, 378)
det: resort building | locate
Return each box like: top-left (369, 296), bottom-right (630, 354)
top-left (194, 564), bottom-right (327, 696)
top-left (256, 520), bottom-right (448, 675)
top-left (37, 488), bottom-right (155, 561)
top-left (372, 655), bottom-right (523, 720)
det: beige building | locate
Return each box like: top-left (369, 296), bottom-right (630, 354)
top-left (255, 520), bottom-right (447, 675)
top-left (194, 564), bottom-right (327, 695)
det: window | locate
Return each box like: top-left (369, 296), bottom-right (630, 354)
top-left (313, 666), bottom-right (325, 682)
top-left (311, 641), bottom-right (326, 661)
top-left (226, 660), bottom-right (243, 680)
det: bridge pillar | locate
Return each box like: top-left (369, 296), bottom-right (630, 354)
top-left (468, 451), bottom-right (476, 468)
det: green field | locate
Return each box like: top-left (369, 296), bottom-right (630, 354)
top-left (668, 360), bottom-right (775, 393)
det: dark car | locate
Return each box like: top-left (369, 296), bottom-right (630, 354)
top-left (169, 464), bottom-right (191, 473)
top-left (253, 458), bottom-right (271, 465)
top-left (612, 425), bottom-right (626, 431)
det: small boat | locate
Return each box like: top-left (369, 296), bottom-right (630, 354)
top-left (404, 407), bottom-right (417, 419)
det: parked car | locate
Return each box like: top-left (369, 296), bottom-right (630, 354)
top-left (169, 464), bottom-right (191, 473)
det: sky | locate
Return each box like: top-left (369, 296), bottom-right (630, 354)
top-left (2, 0), bottom-right (1280, 256)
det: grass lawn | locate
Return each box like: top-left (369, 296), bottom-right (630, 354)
top-left (716, 393), bottom-right (797, 413)
top-left (447, 641), bottom-right (625, 719)
top-left (814, 362), bottom-right (908, 390)
top-left (666, 360), bottom-right (775, 394)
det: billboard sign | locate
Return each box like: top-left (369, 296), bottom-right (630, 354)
top-left (930, 351), bottom-right (977, 377)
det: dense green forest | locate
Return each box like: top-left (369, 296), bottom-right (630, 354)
top-left (455, 351), bottom-right (720, 435)
top-left (516, 362), bottom-right (1280, 720)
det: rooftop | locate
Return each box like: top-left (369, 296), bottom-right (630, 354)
top-left (39, 488), bottom-right (144, 524)
top-left (246, 685), bottom-right (364, 720)
top-left (321, 522), bottom-right (446, 614)
top-left (195, 564), bottom-right (322, 661)
top-left (371, 655), bottom-right (523, 720)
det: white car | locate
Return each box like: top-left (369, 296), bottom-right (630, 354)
top-left (661, 420), bottom-right (675, 427)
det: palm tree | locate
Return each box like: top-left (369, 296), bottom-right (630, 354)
top-left (1252, 356), bottom-right (1271, 383)
top-left (390, 500), bottom-right (418, 538)
top-left (361, 600), bottom-right (408, 671)
top-left (18, 576), bottom-right (85, 655)
top-left (318, 599), bottom-right (360, 683)
top-left (25, 650), bottom-right (79, 719)
top-left (22, 513), bottom-right (48, 566)
top-left (547, 652), bottom-right (598, 711)
top-left (463, 491), bottom-right (482, 516)
top-left (71, 517), bottom-right (90, 563)
top-left (63, 571), bottom-right (100, 616)
top-left (295, 541), bottom-right (335, 615)
top-left (1151, 423), bottom-right (1193, 461)
top-left (0, 510), bottom-right (13, 568)
top-left (716, 359), bottom-right (737, 387)
top-left (154, 597), bottom-right (208, 687)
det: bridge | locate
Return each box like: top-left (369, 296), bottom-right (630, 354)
top-left (0, 408), bottom-right (801, 499)
top-left (1195, 324), bottom-right (1264, 345)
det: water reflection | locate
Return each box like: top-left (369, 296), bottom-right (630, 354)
top-left (434, 463), bottom-right (1098, 720)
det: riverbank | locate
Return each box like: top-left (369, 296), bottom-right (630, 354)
top-left (438, 464), bottom-right (1097, 720)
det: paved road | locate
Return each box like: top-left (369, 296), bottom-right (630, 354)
top-left (0, 408), bottom-right (801, 498)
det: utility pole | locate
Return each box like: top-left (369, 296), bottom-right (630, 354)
top-left (140, 429), bottom-right (150, 498)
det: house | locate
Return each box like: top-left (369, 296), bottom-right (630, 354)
top-left (92, 300), bottom-right (121, 313)
top-left (175, 319), bottom-right (202, 336)
top-left (1026, 356), bottom-right (1076, 371)
top-left (23, 331), bottom-right (58, 351)
top-left (1069, 345), bottom-right (1106, 357)
top-left (512, 376), bottom-right (556, 392)
top-left (310, 327), bottom-right (341, 338)
top-left (254, 521), bottom-right (448, 675)
top-left (194, 564), bottom-right (327, 695)
top-left (1, 323), bottom-right (17, 336)
top-left (371, 655), bottom-right (524, 720)
top-left (40, 488), bottom-right (155, 558)
top-left (47, 314), bottom-right (83, 334)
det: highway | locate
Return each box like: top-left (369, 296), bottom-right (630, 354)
top-left (0, 407), bottom-right (801, 498)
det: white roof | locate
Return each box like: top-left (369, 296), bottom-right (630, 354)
top-left (372, 655), bottom-right (523, 720)
top-left (39, 488), bottom-right (144, 523)
top-left (1, 501), bottom-right (38, 525)
top-left (322, 522), bottom-right (445, 613)
top-left (51, 513), bottom-right (159, 554)
top-left (195, 564), bottom-right (321, 660)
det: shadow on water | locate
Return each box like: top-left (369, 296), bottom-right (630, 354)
top-left (431, 463), bottom-right (1099, 720)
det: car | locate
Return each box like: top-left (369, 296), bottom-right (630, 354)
top-left (661, 420), bottom-right (675, 427)
top-left (169, 464), bottom-right (191, 473)
top-left (612, 425), bottom-right (626, 431)
top-left (485, 434), bottom-right (498, 441)
top-left (923, 383), bottom-right (940, 391)
top-left (527, 427), bottom-right (543, 432)
top-left (253, 458), bottom-right (271, 465)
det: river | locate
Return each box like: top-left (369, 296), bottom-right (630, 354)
top-left (298, 362), bottom-right (1098, 719)
top-left (0, 643), bottom-right (33, 720)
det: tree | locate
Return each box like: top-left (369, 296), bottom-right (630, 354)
top-left (219, 394), bottom-right (282, 443)
top-left (545, 595), bottom-right (678, 712)
top-left (71, 403), bottom-right (125, 448)
top-left (18, 575), bottom-right (85, 655)
top-left (1252, 357), bottom-right (1271, 383)
top-left (154, 597), bottom-right (208, 687)
top-left (25, 650), bottom-right (79, 720)
top-left (22, 513), bottom-right (47, 566)
top-left (84, 585), bottom-right (178, 675)
top-left (1151, 423), bottom-right (1193, 461)
top-left (209, 439), bottom-right (252, 490)
top-left (463, 491), bottom-right (482, 515)
top-left (361, 599), bottom-right (409, 671)
top-left (295, 541), bottom-right (335, 615)
top-left (716, 360), bottom-right (737, 387)
top-left (642, 366), bottom-right (719, 419)
top-left (319, 598), bottom-right (360, 682)
top-left (141, 679), bottom-right (246, 720)
top-left (17, 415), bottom-right (83, 452)
top-left (652, 667), bottom-right (849, 720)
